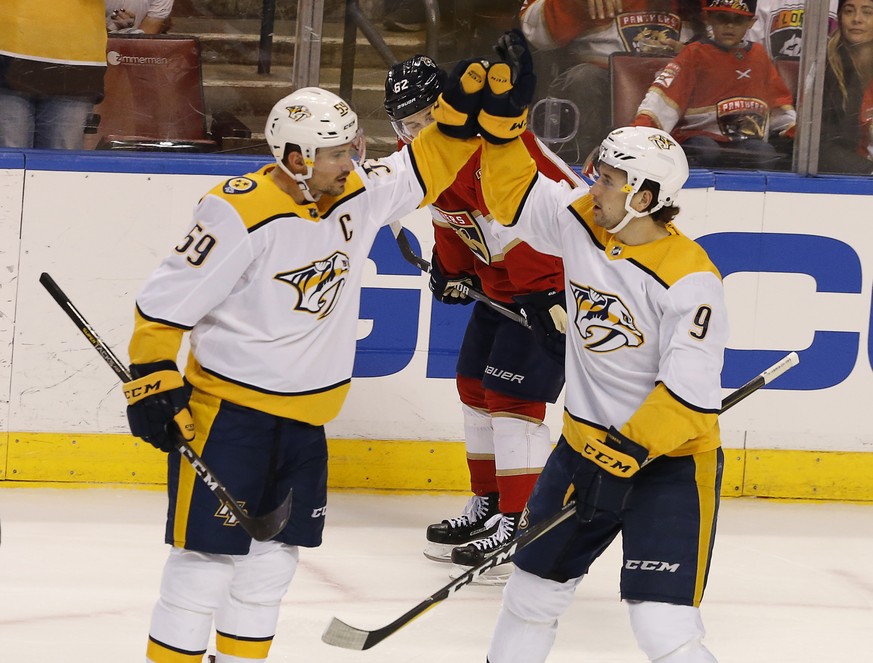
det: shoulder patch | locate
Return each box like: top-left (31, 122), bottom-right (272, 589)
top-left (223, 177), bottom-right (258, 194)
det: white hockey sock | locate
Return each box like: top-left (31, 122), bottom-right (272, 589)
top-left (628, 601), bottom-right (718, 663)
top-left (487, 568), bottom-right (581, 663)
top-left (491, 415), bottom-right (552, 475)
top-left (213, 540), bottom-right (299, 663)
top-left (147, 547), bottom-right (234, 662)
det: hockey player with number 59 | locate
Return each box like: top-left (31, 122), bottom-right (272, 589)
top-left (123, 74), bottom-right (493, 662)
top-left (384, 55), bottom-right (582, 582)
top-left (455, 31), bottom-right (730, 662)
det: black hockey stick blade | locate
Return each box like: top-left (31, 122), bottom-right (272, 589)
top-left (388, 221), bottom-right (531, 328)
top-left (322, 500), bottom-right (578, 650)
top-left (321, 352), bottom-right (800, 650)
top-left (38, 272), bottom-right (292, 541)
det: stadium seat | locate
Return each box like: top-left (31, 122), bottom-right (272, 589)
top-left (85, 35), bottom-right (250, 152)
top-left (609, 53), bottom-right (673, 129)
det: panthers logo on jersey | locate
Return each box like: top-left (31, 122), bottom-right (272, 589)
top-left (571, 283), bottom-right (644, 352)
top-left (275, 251), bottom-right (350, 319)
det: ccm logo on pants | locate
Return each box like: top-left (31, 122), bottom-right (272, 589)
top-left (625, 560), bottom-right (680, 573)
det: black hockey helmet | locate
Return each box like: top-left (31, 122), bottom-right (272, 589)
top-left (384, 55), bottom-right (447, 122)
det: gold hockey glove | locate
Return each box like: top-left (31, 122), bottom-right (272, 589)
top-left (432, 59), bottom-right (489, 139)
top-left (124, 360), bottom-right (194, 453)
top-left (479, 30), bottom-right (537, 144)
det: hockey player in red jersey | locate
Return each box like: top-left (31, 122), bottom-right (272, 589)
top-left (385, 55), bottom-right (580, 581)
top-left (633, 0), bottom-right (796, 168)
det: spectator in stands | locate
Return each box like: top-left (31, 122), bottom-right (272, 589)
top-left (747, 0), bottom-right (838, 61)
top-left (819, 0), bottom-right (873, 174)
top-left (106, 0), bottom-right (174, 34)
top-left (519, 0), bottom-right (703, 164)
top-left (0, 0), bottom-right (107, 150)
top-left (633, 0), bottom-right (796, 169)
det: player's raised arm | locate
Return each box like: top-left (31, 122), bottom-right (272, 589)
top-left (407, 60), bottom-right (488, 207)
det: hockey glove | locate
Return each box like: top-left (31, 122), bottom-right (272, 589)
top-left (124, 360), bottom-right (194, 453)
top-left (479, 29), bottom-right (537, 144)
top-left (429, 251), bottom-right (480, 305)
top-left (572, 427), bottom-right (650, 522)
top-left (513, 289), bottom-right (567, 360)
top-left (432, 59), bottom-right (489, 139)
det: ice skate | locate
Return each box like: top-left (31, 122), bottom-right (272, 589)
top-left (448, 512), bottom-right (519, 585)
top-left (423, 492), bottom-right (500, 562)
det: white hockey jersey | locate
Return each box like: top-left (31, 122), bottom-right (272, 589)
top-left (477, 138), bottom-right (729, 459)
top-left (130, 125), bottom-right (477, 425)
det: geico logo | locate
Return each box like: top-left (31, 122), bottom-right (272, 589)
top-left (353, 231), bottom-right (865, 388)
top-left (484, 366), bottom-right (524, 383)
top-left (625, 560), bottom-right (680, 572)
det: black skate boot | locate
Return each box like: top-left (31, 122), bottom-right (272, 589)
top-left (449, 512), bottom-right (519, 585)
top-left (423, 492), bottom-right (500, 562)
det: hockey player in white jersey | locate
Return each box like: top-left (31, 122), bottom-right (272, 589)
top-left (122, 67), bottom-right (489, 662)
top-left (465, 31), bottom-right (729, 662)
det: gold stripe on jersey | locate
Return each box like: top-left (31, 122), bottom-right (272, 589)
top-left (129, 307), bottom-right (187, 365)
top-left (480, 138), bottom-right (539, 228)
top-left (185, 357), bottom-right (350, 426)
top-left (622, 383), bottom-right (720, 458)
top-left (409, 124), bottom-right (483, 207)
top-left (569, 200), bottom-right (721, 287)
top-left (693, 447), bottom-right (720, 606)
top-left (216, 631), bottom-right (273, 659)
top-left (562, 411), bottom-right (609, 457)
top-left (172, 390), bottom-right (220, 548)
top-left (208, 165), bottom-right (323, 228)
top-left (146, 636), bottom-right (205, 662)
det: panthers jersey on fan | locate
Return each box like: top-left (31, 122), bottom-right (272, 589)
top-left (130, 125), bottom-right (477, 426)
top-left (479, 141), bottom-right (729, 459)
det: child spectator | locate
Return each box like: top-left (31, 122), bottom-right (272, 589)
top-left (634, 0), bottom-right (796, 168)
top-left (819, 0), bottom-right (873, 174)
top-left (519, 0), bottom-right (702, 164)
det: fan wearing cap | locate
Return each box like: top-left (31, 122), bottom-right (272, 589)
top-left (465, 31), bottom-right (729, 662)
top-left (633, 0), bottom-right (797, 169)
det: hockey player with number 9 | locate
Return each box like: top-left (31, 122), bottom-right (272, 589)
top-left (461, 31), bottom-right (729, 662)
top-left (385, 55), bottom-right (582, 582)
top-left (123, 73), bottom-right (491, 662)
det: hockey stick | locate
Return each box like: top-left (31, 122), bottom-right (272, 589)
top-left (389, 221), bottom-right (531, 328)
top-left (38, 272), bottom-right (292, 542)
top-left (321, 351), bottom-right (800, 650)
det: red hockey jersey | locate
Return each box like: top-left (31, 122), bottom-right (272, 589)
top-left (633, 39), bottom-right (796, 143)
top-left (430, 131), bottom-right (580, 304)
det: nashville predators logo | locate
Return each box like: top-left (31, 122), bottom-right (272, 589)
top-left (286, 105), bottom-right (312, 122)
top-left (215, 501), bottom-right (245, 526)
top-left (275, 251), bottom-right (350, 318)
top-left (648, 133), bottom-right (677, 151)
top-left (571, 283), bottom-right (644, 352)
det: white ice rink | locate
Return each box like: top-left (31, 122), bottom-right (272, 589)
top-left (1, 487), bottom-right (871, 662)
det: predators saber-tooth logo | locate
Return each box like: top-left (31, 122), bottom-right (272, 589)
top-left (275, 251), bottom-right (350, 318)
top-left (571, 283), bottom-right (644, 352)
